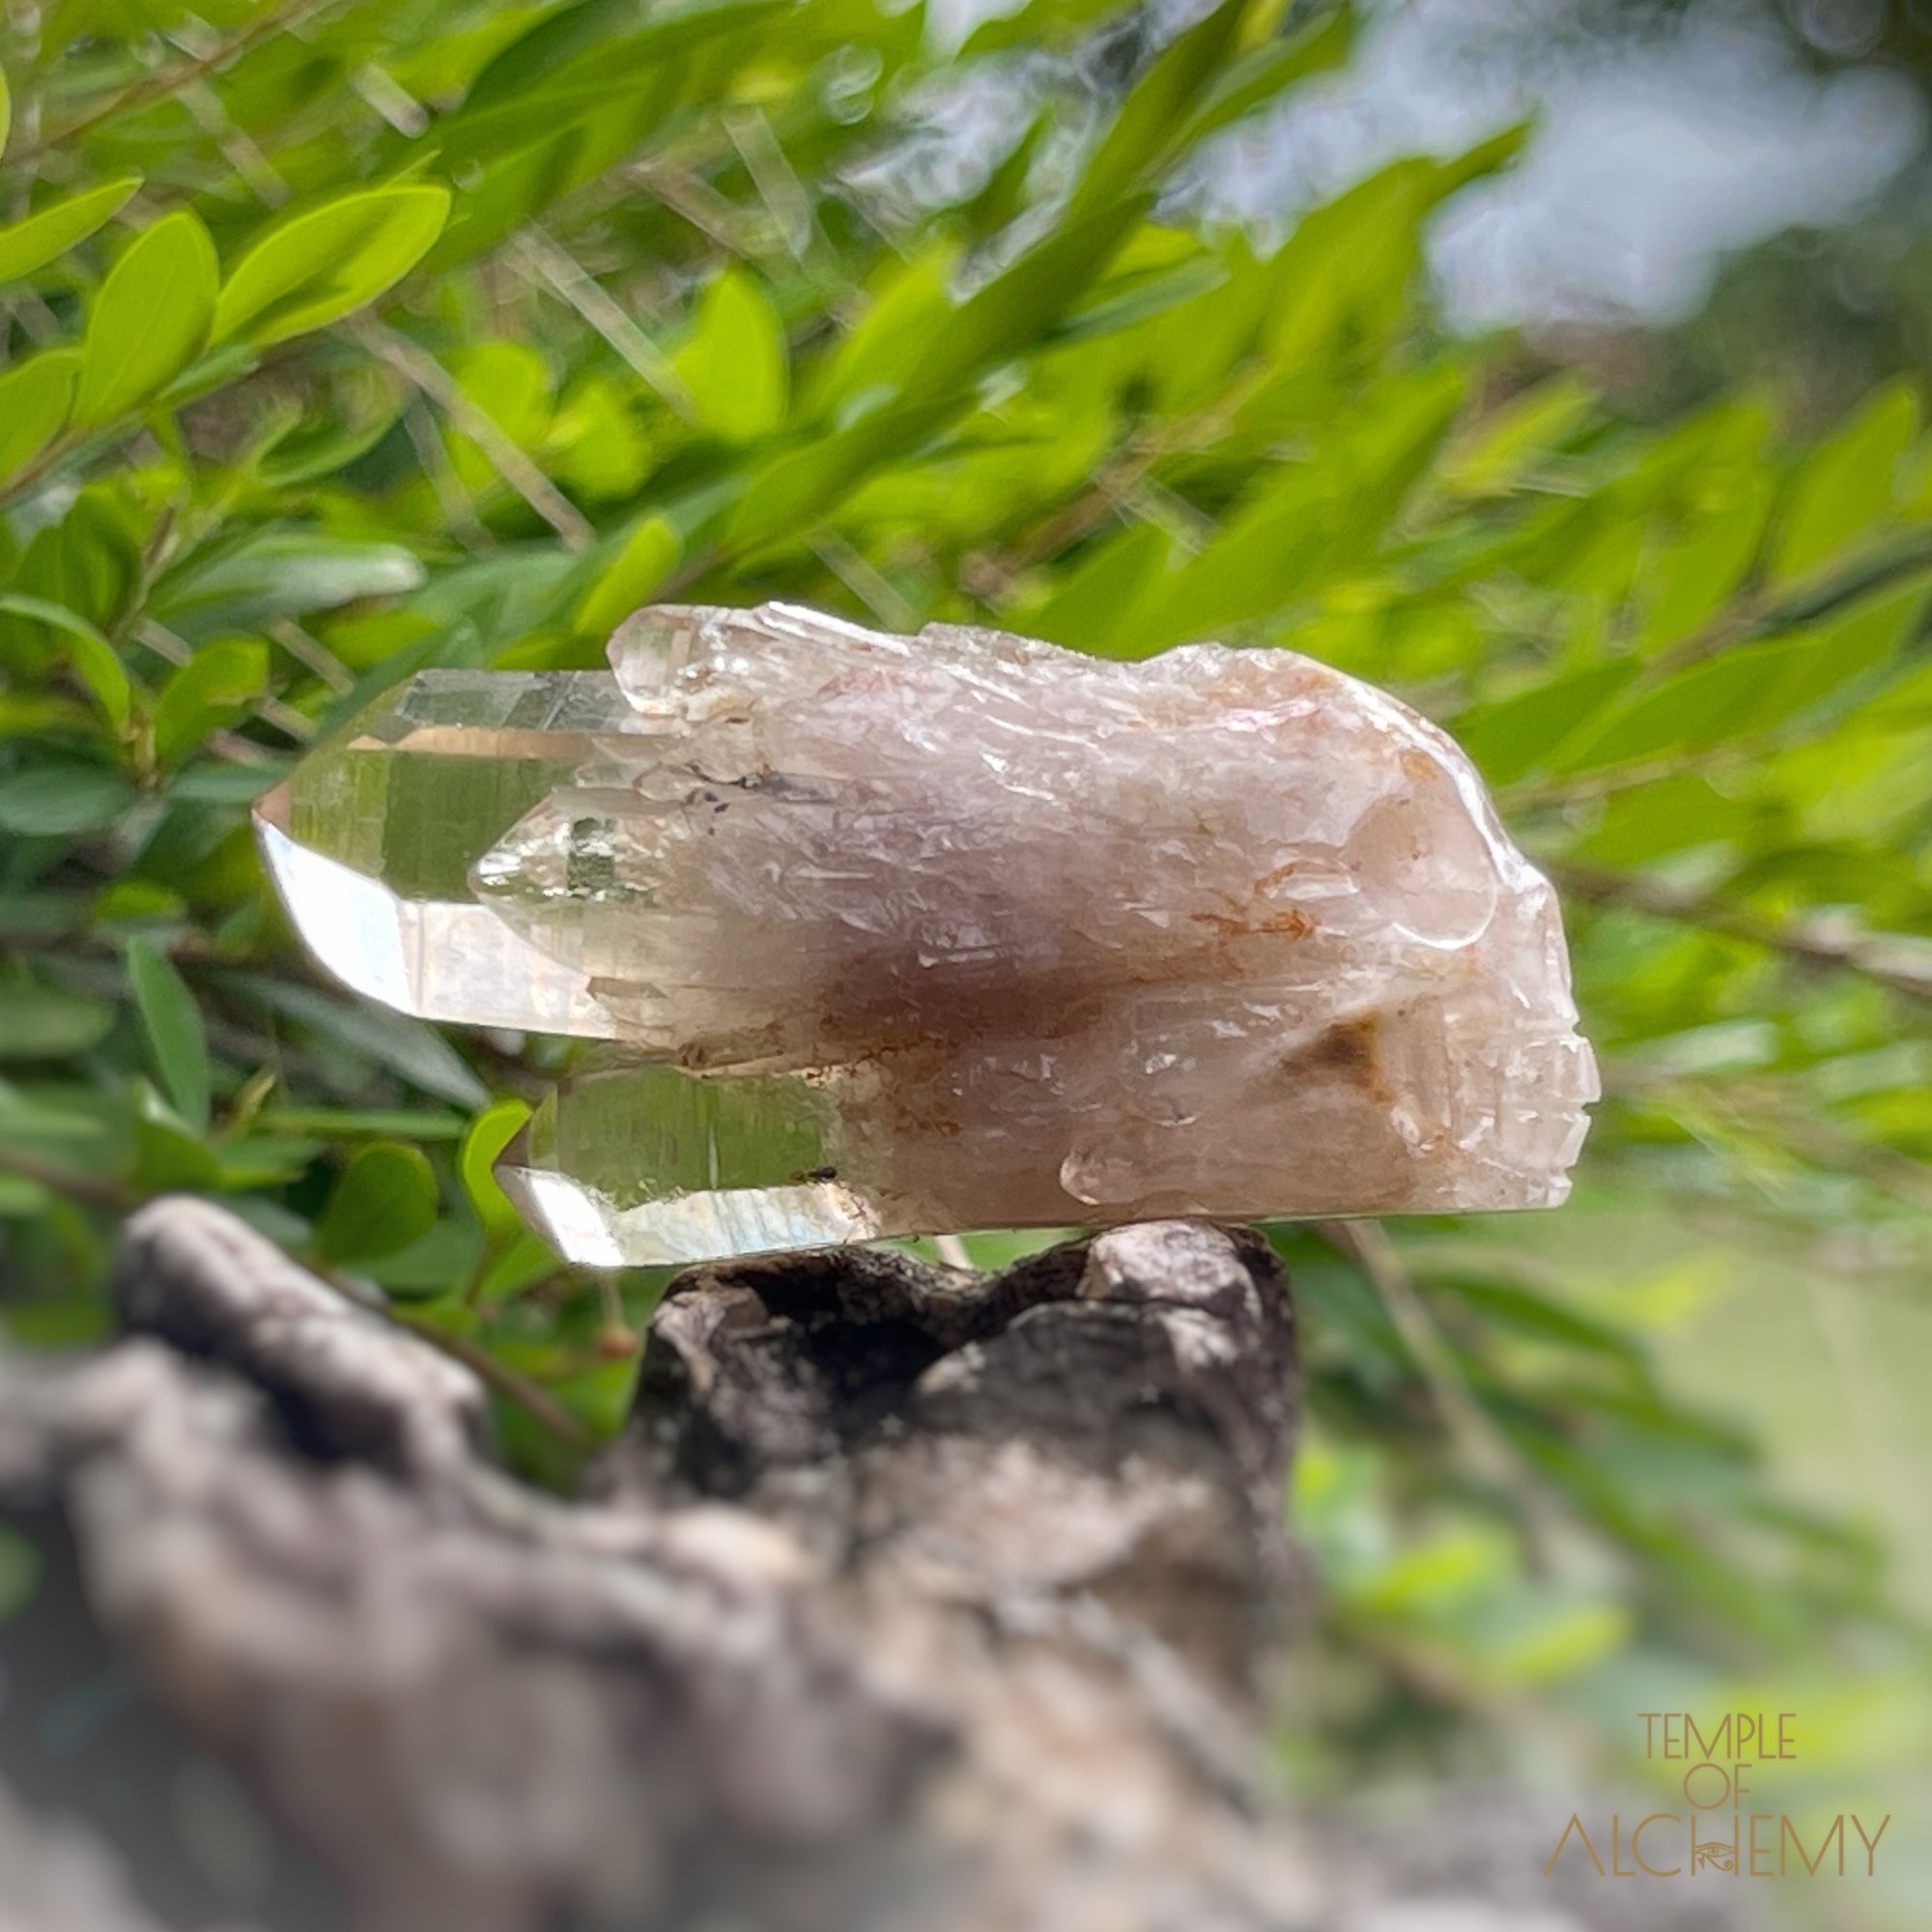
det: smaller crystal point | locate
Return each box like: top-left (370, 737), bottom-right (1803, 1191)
top-left (260, 603), bottom-right (1598, 1265)
top-left (495, 1064), bottom-right (880, 1267)
top-left (252, 670), bottom-right (648, 1036)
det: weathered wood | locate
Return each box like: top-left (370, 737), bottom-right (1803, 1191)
top-left (0, 1201), bottom-right (1300, 1932)
top-left (0, 1199), bottom-right (1749, 1932)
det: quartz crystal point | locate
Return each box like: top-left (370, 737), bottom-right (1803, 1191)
top-left (256, 602), bottom-right (1596, 1264)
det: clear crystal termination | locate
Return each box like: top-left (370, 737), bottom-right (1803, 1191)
top-left (256, 603), bottom-right (1597, 1264)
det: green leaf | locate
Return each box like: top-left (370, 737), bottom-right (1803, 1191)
top-left (1175, 7), bottom-right (1357, 151)
top-left (1066, 0), bottom-right (1246, 219)
top-left (0, 1526), bottom-right (41, 1629)
top-left (446, 0), bottom-right (784, 163)
top-left (1556, 580), bottom-right (1927, 776)
top-left (728, 193), bottom-right (1149, 553)
top-left (1572, 774), bottom-right (1754, 866)
top-left (127, 936), bottom-right (212, 1133)
top-left (1439, 374), bottom-right (1598, 498)
top-left (0, 984), bottom-right (115, 1059)
top-left (213, 1135), bottom-right (325, 1188)
top-left (1636, 472), bottom-right (1774, 653)
top-left (365, 1218), bottom-right (485, 1299)
top-left (573, 515), bottom-right (680, 638)
top-left (0, 177), bottom-right (141, 285)
top-left (677, 270), bottom-right (787, 441)
top-left (1028, 522), bottom-right (1171, 651)
top-left (75, 211), bottom-right (218, 426)
top-left (5, 489), bottom-right (142, 641)
top-left (1457, 661), bottom-right (1643, 787)
top-left (1746, 579), bottom-right (1927, 733)
top-left (232, 978), bottom-right (490, 1108)
top-left (462, 1097), bottom-right (533, 1235)
top-left (471, 1227), bottom-right (560, 1304)
top-left (961, 0), bottom-right (1128, 56)
top-left (130, 1079), bottom-right (222, 1192)
top-left (1138, 360), bottom-right (1463, 642)
top-left (1258, 138), bottom-right (1520, 375)
top-left (0, 64), bottom-right (10, 160)
top-left (807, 245), bottom-right (954, 415)
top-left (724, 393), bottom-right (954, 554)
top-left (0, 592), bottom-right (132, 728)
top-left (1770, 381), bottom-right (1919, 584)
top-left (1425, 1270), bottom-right (1646, 1367)
top-left (213, 185), bottom-right (452, 348)
top-left (156, 531), bottom-right (424, 633)
top-left (316, 1141), bottom-right (440, 1265)
top-left (463, 0), bottom-right (647, 108)
top-left (0, 349), bottom-right (79, 488)
top-left (0, 763), bottom-right (133, 835)
top-left (1549, 650), bottom-right (1774, 776)
top-left (152, 638), bottom-right (270, 767)
top-left (904, 195), bottom-right (1149, 399)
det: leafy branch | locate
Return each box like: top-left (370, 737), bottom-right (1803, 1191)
top-left (4, 0), bottom-right (344, 172)
top-left (1548, 860), bottom-right (1932, 1007)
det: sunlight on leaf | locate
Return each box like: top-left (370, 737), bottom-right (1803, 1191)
top-left (75, 211), bottom-right (218, 426)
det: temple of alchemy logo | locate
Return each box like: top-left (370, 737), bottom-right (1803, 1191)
top-left (1545, 1713), bottom-right (1891, 1880)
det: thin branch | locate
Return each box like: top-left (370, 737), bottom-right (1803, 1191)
top-left (1548, 860), bottom-right (1932, 1007)
top-left (7, 0), bottom-right (340, 171)
top-left (1654, 531), bottom-right (1932, 676)
top-left (961, 463), bottom-right (1151, 604)
top-left (724, 105), bottom-right (814, 261)
top-left (810, 533), bottom-right (918, 632)
top-left (509, 230), bottom-right (696, 420)
top-left (0, 1147), bottom-right (140, 1213)
top-left (1500, 746), bottom-right (1752, 814)
top-left (1315, 1219), bottom-right (1568, 1559)
top-left (269, 618), bottom-right (355, 695)
top-left (617, 156), bottom-right (768, 261)
top-left (355, 322), bottom-right (595, 551)
top-left (399, 394), bottom-right (493, 552)
top-left (385, 1305), bottom-right (592, 1448)
top-left (175, 72), bottom-right (291, 207)
top-left (1626, 1076), bottom-right (1932, 1215)
top-left (963, 361), bottom-right (1274, 606)
top-left (1496, 536), bottom-right (1932, 812)
top-left (349, 61), bottom-right (428, 138)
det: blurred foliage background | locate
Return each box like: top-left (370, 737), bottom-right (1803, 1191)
top-left (1, 0), bottom-right (1929, 1922)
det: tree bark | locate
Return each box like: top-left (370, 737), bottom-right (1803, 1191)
top-left (0, 1199), bottom-right (1749, 1932)
top-left (0, 1200), bottom-right (1301, 1932)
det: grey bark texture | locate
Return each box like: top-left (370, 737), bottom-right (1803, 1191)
top-left (0, 1198), bottom-right (1748, 1932)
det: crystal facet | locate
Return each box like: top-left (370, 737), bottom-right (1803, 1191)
top-left (257, 603), bottom-right (1597, 1263)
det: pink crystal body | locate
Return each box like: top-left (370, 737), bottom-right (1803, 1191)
top-left (258, 603), bottom-right (1596, 1260)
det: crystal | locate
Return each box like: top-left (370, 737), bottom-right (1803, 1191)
top-left (257, 603), bottom-right (1597, 1264)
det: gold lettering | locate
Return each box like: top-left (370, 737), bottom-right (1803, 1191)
top-left (1611, 1814), bottom-right (1637, 1877)
top-left (1546, 1815), bottom-right (1605, 1878)
top-left (1689, 1713), bottom-right (1734, 1762)
top-left (1683, 1761), bottom-right (1730, 1810)
top-left (1852, 1816), bottom-right (1890, 1876)
top-left (1776, 1714), bottom-right (1797, 1759)
top-left (1634, 1813), bottom-right (1682, 1877)
top-left (1779, 1815), bottom-right (1844, 1877)
top-left (1748, 1812), bottom-right (1776, 1877)
top-left (1640, 1713), bottom-right (1662, 1757)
